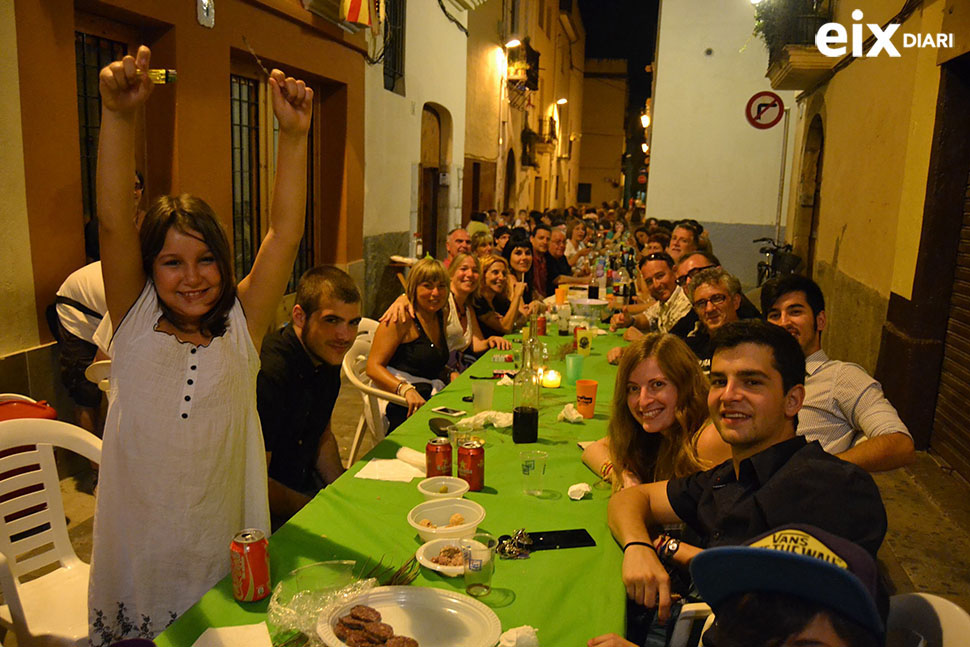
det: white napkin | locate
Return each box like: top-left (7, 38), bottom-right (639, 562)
top-left (354, 457), bottom-right (425, 482)
top-left (499, 625), bottom-right (540, 647)
top-left (191, 624), bottom-right (272, 647)
top-left (396, 446), bottom-right (426, 470)
top-left (568, 482), bottom-right (593, 500)
top-left (595, 327), bottom-right (608, 335)
top-left (557, 403), bottom-right (584, 423)
top-left (497, 374), bottom-right (514, 386)
top-left (456, 410), bottom-right (513, 430)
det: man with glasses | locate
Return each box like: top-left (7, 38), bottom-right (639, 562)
top-left (669, 252), bottom-right (762, 339)
top-left (685, 267), bottom-right (749, 372)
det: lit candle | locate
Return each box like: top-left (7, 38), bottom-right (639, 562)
top-left (542, 369), bottom-right (562, 389)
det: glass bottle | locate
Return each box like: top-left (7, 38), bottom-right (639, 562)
top-left (513, 314), bottom-right (540, 443)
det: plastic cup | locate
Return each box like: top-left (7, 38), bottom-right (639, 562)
top-left (461, 532), bottom-right (497, 597)
top-left (565, 354), bottom-right (584, 385)
top-left (575, 379), bottom-right (598, 419)
top-left (471, 380), bottom-right (495, 413)
top-left (520, 450), bottom-right (547, 496)
top-left (555, 285), bottom-right (568, 305)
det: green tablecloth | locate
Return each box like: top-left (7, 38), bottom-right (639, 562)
top-left (157, 330), bottom-right (627, 646)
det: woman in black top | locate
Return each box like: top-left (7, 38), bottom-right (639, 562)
top-left (367, 258), bottom-right (450, 431)
top-left (501, 233), bottom-right (540, 306)
top-left (473, 255), bottom-right (526, 340)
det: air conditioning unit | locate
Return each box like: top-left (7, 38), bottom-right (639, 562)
top-left (302, 0), bottom-right (363, 33)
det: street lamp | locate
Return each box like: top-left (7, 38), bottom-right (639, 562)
top-left (640, 113), bottom-right (650, 129)
top-left (505, 38), bottom-right (521, 48)
top-left (557, 98), bottom-right (568, 105)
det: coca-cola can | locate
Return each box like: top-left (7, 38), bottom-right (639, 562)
top-left (426, 437), bottom-right (453, 477)
top-left (536, 315), bottom-right (547, 336)
top-left (457, 440), bottom-right (485, 491)
top-left (230, 528), bottom-right (270, 602)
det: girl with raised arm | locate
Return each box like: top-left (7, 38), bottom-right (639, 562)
top-left (88, 46), bottom-right (312, 642)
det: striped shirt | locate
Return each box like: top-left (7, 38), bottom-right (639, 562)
top-left (800, 349), bottom-right (912, 453)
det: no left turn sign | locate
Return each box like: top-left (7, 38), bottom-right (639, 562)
top-left (745, 91), bottom-right (784, 129)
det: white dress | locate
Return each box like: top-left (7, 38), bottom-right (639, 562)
top-left (88, 283), bottom-right (269, 644)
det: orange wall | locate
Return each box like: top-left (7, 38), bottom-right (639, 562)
top-left (14, 0), bottom-right (365, 340)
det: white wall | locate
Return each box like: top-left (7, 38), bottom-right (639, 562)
top-left (646, 0), bottom-right (797, 284)
top-left (363, 0), bottom-right (470, 240)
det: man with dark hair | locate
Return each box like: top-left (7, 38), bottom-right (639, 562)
top-left (761, 275), bottom-right (914, 472)
top-left (493, 225), bottom-right (511, 253)
top-left (443, 227), bottom-right (471, 268)
top-left (530, 223), bottom-right (552, 299)
top-left (258, 266), bottom-right (362, 524)
top-left (610, 252), bottom-right (692, 337)
top-left (608, 320), bottom-right (886, 623)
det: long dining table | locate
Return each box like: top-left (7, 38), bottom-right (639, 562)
top-left (156, 327), bottom-right (628, 647)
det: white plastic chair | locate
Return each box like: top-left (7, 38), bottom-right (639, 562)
top-left (341, 318), bottom-right (406, 466)
top-left (887, 592), bottom-right (970, 647)
top-left (0, 395), bottom-right (36, 403)
top-left (83, 359), bottom-right (111, 393)
top-left (669, 602), bottom-right (713, 647)
top-left (0, 418), bottom-right (102, 646)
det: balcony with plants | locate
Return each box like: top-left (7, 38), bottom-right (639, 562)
top-left (754, 0), bottom-right (837, 90)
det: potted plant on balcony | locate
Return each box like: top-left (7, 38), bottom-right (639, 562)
top-left (753, 0), bottom-right (831, 64)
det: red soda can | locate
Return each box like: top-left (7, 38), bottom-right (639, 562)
top-left (536, 315), bottom-right (547, 336)
top-left (426, 437), bottom-right (453, 476)
top-left (230, 528), bottom-right (271, 602)
top-left (457, 440), bottom-right (485, 491)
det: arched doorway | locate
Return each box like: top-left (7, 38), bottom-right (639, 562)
top-left (503, 149), bottom-right (516, 212)
top-left (419, 106), bottom-right (441, 257)
top-left (793, 115), bottom-right (824, 276)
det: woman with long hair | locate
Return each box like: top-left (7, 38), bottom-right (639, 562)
top-left (368, 258), bottom-right (452, 430)
top-left (89, 46), bottom-right (312, 642)
top-left (582, 334), bottom-right (730, 489)
top-left (474, 255), bottom-right (526, 337)
top-left (446, 253), bottom-right (513, 364)
top-left (501, 232), bottom-right (538, 305)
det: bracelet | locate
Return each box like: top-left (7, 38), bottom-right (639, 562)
top-left (622, 541), bottom-right (657, 553)
top-left (399, 383), bottom-right (416, 397)
top-left (600, 460), bottom-right (614, 479)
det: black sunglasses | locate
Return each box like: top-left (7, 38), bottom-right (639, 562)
top-left (676, 264), bottom-right (716, 286)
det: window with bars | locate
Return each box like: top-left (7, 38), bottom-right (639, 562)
top-left (75, 32), bottom-right (128, 261)
top-left (383, 0), bottom-right (405, 93)
top-left (230, 73), bottom-right (315, 290)
top-left (230, 75), bottom-right (262, 284)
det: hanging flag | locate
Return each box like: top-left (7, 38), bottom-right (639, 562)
top-left (341, 0), bottom-right (372, 27)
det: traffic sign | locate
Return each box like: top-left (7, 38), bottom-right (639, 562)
top-left (745, 91), bottom-right (784, 129)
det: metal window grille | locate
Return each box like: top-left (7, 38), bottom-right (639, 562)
top-left (383, 0), bottom-right (405, 92)
top-left (75, 32), bottom-right (127, 259)
top-left (230, 75), bottom-right (261, 283)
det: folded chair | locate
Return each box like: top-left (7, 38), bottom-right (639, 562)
top-left (887, 592), bottom-right (970, 647)
top-left (0, 418), bottom-right (101, 646)
top-left (341, 318), bottom-right (406, 466)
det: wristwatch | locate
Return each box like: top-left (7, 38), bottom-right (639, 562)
top-left (659, 537), bottom-right (680, 565)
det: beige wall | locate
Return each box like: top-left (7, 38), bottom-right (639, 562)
top-left (783, 0), bottom-right (946, 368)
top-left (0, 3), bottom-right (39, 357)
top-left (579, 59), bottom-right (627, 207)
top-left (465, 0), bottom-right (504, 162)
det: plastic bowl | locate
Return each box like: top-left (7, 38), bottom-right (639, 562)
top-left (407, 498), bottom-right (485, 543)
top-left (417, 476), bottom-right (470, 500)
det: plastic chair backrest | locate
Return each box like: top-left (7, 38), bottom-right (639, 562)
top-left (669, 602), bottom-right (712, 647)
top-left (0, 419), bottom-right (101, 581)
top-left (887, 592), bottom-right (970, 647)
top-left (0, 395), bottom-right (36, 404)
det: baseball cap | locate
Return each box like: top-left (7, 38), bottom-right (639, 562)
top-left (689, 524), bottom-right (885, 639)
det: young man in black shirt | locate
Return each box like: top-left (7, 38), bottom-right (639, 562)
top-left (257, 266), bottom-right (361, 524)
top-left (607, 320), bottom-right (886, 623)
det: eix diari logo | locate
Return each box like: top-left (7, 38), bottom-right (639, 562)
top-left (815, 9), bottom-right (953, 58)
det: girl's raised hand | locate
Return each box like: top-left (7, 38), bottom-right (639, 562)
top-left (269, 69), bottom-right (313, 136)
top-left (99, 45), bottom-right (154, 113)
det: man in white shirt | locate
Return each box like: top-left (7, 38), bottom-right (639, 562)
top-left (762, 275), bottom-right (915, 472)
